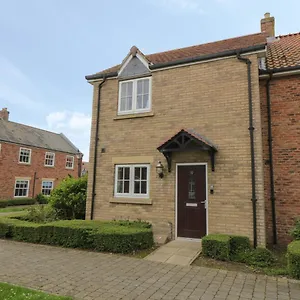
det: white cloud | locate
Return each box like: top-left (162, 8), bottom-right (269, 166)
top-left (46, 110), bottom-right (91, 159)
top-left (151, 0), bottom-right (205, 15)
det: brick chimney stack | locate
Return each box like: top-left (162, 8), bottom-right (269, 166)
top-left (0, 108), bottom-right (9, 121)
top-left (261, 12), bottom-right (275, 37)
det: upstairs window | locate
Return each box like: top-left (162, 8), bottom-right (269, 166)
top-left (114, 164), bottom-right (150, 198)
top-left (19, 148), bottom-right (31, 164)
top-left (45, 152), bottom-right (55, 167)
top-left (118, 77), bottom-right (151, 114)
top-left (66, 155), bottom-right (74, 169)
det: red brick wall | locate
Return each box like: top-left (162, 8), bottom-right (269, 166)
top-left (0, 141), bottom-right (79, 199)
top-left (260, 75), bottom-right (300, 245)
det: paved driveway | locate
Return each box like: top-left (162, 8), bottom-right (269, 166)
top-left (0, 240), bottom-right (299, 300)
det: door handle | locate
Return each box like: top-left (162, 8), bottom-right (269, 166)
top-left (201, 201), bottom-right (206, 204)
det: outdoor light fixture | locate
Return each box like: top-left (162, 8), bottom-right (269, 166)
top-left (156, 161), bottom-right (164, 178)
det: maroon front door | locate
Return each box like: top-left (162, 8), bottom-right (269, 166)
top-left (177, 165), bottom-right (207, 239)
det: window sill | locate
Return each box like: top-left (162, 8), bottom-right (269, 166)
top-left (114, 112), bottom-right (154, 120)
top-left (18, 162), bottom-right (31, 166)
top-left (44, 165), bottom-right (55, 168)
top-left (110, 197), bottom-right (152, 205)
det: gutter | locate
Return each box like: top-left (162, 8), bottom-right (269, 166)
top-left (90, 77), bottom-right (106, 220)
top-left (85, 44), bottom-right (266, 81)
top-left (266, 72), bottom-right (277, 244)
top-left (260, 65), bottom-right (300, 75)
top-left (236, 52), bottom-right (258, 248)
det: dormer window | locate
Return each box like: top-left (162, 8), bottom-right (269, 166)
top-left (118, 77), bottom-right (151, 114)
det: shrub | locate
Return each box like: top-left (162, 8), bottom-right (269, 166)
top-left (48, 176), bottom-right (87, 220)
top-left (229, 235), bottom-right (251, 262)
top-left (0, 198), bottom-right (36, 208)
top-left (291, 219), bottom-right (300, 240)
top-left (0, 217), bottom-right (154, 253)
top-left (202, 234), bottom-right (230, 261)
top-left (243, 247), bottom-right (275, 267)
top-left (35, 193), bottom-right (48, 204)
top-left (287, 240), bottom-right (300, 279)
top-left (24, 205), bottom-right (57, 223)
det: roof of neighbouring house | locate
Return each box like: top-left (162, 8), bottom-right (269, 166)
top-left (86, 32), bottom-right (268, 79)
top-left (0, 119), bottom-right (81, 154)
top-left (267, 33), bottom-right (300, 70)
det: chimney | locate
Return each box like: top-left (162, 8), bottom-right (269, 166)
top-left (261, 12), bottom-right (275, 37)
top-left (0, 108), bottom-right (9, 121)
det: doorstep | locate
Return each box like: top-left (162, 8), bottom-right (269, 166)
top-left (145, 239), bottom-right (202, 266)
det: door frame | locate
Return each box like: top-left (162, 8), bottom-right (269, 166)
top-left (175, 163), bottom-right (209, 240)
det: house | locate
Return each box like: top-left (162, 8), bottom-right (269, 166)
top-left (0, 108), bottom-right (82, 200)
top-left (81, 161), bottom-right (89, 176)
top-left (85, 13), bottom-right (300, 246)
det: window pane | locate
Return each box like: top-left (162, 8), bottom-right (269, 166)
top-left (134, 167), bottom-right (141, 180)
top-left (137, 95), bottom-right (143, 109)
top-left (141, 167), bottom-right (147, 180)
top-left (124, 181), bottom-right (130, 193)
top-left (143, 79), bottom-right (149, 93)
top-left (118, 167), bottom-right (123, 180)
top-left (124, 167), bottom-right (130, 179)
top-left (137, 80), bottom-right (143, 94)
top-left (143, 94), bottom-right (149, 109)
top-left (117, 181), bottom-right (123, 193)
top-left (134, 181), bottom-right (140, 194)
top-left (127, 82), bottom-right (133, 95)
top-left (126, 96), bottom-right (132, 110)
top-left (120, 98), bottom-right (126, 111)
top-left (121, 83), bottom-right (127, 97)
top-left (141, 181), bottom-right (147, 194)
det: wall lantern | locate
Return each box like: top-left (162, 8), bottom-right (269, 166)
top-left (156, 161), bottom-right (164, 178)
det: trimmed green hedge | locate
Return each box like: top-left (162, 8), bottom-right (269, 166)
top-left (287, 240), bottom-right (300, 279)
top-left (0, 217), bottom-right (154, 253)
top-left (0, 198), bottom-right (36, 208)
top-left (202, 234), bottom-right (231, 261)
top-left (229, 235), bottom-right (251, 261)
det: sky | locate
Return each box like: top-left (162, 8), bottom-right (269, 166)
top-left (1, 0), bottom-right (299, 160)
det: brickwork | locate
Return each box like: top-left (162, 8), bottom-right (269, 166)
top-left (260, 75), bottom-right (300, 245)
top-left (0, 141), bottom-right (79, 199)
top-left (86, 54), bottom-right (266, 246)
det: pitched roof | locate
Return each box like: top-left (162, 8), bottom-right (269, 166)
top-left (267, 33), bottom-right (300, 70)
top-left (0, 119), bottom-right (80, 154)
top-left (86, 32), bottom-right (267, 79)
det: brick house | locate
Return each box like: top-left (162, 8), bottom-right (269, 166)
top-left (0, 108), bottom-right (82, 200)
top-left (85, 13), bottom-right (300, 246)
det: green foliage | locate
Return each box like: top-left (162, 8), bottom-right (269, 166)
top-left (287, 240), bottom-right (300, 279)
top-left (0, 282), bottom-right (72, 300)
top-left (23, 205), bottom-right (57, 223)
top-left (0, 198), bottom-right (36, 208)
top-left (229, 235), bottom-right (251, 262)
top-left (202, 234), bottom-right (231, 261)
top-left (290, 219), bottom-right (300, 240)
top-left (35, 193), bottom-right (48, 204)
top-left (48, 176), bottom-right (87, 220)
top-left (242, 247), bottom-right (275, 267)
top-left (0, 217), bottom-right (154, 253)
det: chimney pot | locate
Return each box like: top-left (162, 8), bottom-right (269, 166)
top-left (0, 108), bottom-right (9, 121)
top-left (264, 12), bottom-right (270, 18)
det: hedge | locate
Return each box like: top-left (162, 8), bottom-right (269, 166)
top-left (287, 240), bottom-right (300, 279)
top-left (202, 234), bottom-right (231, 261)
top-left (0, 198), bottom-right (36, 208)
top-left (229, 235), bottom-right (251, 261)
top-left (0, 218), bottom-right (154, 253)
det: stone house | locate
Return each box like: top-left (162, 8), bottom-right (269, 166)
top-left (0, 108), bottom-right (82, 200)
top-left (85, 13), bottom-right (300, 246)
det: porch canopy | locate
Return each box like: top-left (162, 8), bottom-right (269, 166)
top-left (157, 129), bottom-right (218, 172)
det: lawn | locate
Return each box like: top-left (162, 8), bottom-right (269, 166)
top-left (0, 206), bottom-right (33, 213)
top-left (193, 248), bottom-right (288, 277)
top-left (0, 282), bottom-right (72, 299)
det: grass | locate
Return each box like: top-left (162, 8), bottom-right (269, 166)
top-left (193, 248), bottom-right (289, 277)
top-left (0, 282), bottom-right (72, 299)
top-left (0, 206), bottom-right (34, 213)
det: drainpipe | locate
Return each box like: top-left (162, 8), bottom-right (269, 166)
top-left (236, 53), bottom-right (258, 248)
top-left (32, 171), bottom-right (37, 198)
top-left (266, 72), bottom-right (277, 245)
top-left (90, 77), bottom-right (106, 220)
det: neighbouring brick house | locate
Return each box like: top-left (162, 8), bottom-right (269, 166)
top-left (0, 108), bottom-right (82, 200)
top-left (85, 13), bottom-right (300, 246)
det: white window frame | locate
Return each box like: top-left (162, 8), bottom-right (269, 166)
top-left (14, 179), bottom-right (30, 198)
top-left (44, 152), bottom-right (55, 167)
top-left (66, 155), bottom-right (74, 169)
top-left (41, 180), bottom-right (54, 196)
top-left (118, 77), bottom-right (152, 115)
top-left (19, 147), bottom-right (31, 164)
top-left (114, 164), bottom-right (150, 198)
